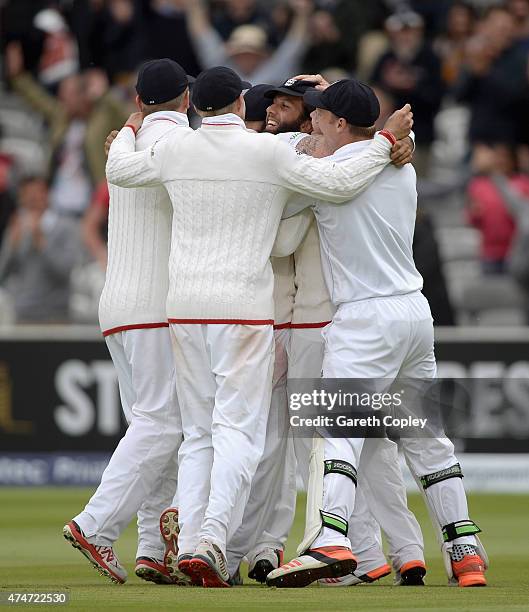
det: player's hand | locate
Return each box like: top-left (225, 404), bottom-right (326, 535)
top-left (391, 137), bottom-right (414, 167)
top-left (124, 112), bottom-right (144, 134)
top-left (292, 73), bottom-right (330, 90)
top-left (104, 130), bottom-right (119, 157)
top-left (5, 41), bottom-right (25, 79)
top-left (383, 104), bottom-right (413, 141)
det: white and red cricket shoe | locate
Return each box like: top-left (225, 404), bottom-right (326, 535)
top-left (63, 520), bottom-right (127, 584)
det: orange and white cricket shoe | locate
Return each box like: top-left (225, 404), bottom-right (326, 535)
top-left (452, 554), bottom-right (487, 587)
top-left (319, 562), bottom-right (391, 587)
top-left (266, 546), bottom-right (357, 588)
top-left (159, 508), bottom-right (195, 585)
top-left (63, 520), bottom-right (127, 584)
top-left (135, 557), bottom-right (175, 585)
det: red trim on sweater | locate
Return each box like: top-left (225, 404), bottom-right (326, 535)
top-left (124, 124), bottom-right (138, 135)
top-left (379, 130), bottom-right (396, 146)
top-left (273, 322), bottom-right (291, 330)
top-left (168, 318), bottom-right (274, 325)
top-left (290, 321), bottom-right (332, 329)
top-left (102, 322), bottom-right (169, 337)
top-left (202, 123), bottom-right (242, 127)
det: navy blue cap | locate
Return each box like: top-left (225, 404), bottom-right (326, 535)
top-left (192, 66), bottom-right (251, 112)
top-left (304, 79), bottom-right (380, 127)
top-left (244, 84), bottom-right (274, 121)
top-left (264, 78), bottom-right (319, 99)
top-left (136, 58), bottom-right (194, 105)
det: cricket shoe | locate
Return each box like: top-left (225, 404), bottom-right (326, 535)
top-left (451, 548), bottom-right (487, 587)
top-left (135, 557), bottom-right (187, 585)
top-left (248, 548), bottom-right (283, 584)
top-left (159, 508), bottom-right (195, 585)
top-left (63, 520), bottom-right (127, 584)
top-left (266, 546), bottom-right (357, 588)
top-left (319, 562), bottom-right (391, 587)
top-left (189, 540), bottom-right (231, 588)
top-left (395, 560), bottom-right (427, 586)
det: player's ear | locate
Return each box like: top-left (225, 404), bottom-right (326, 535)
top-left (182, 88), bottom-right (190, 112)
top-left (135, 94), bottom-right (142, 112)
top-left (299, 116), bottom-right (313, 134)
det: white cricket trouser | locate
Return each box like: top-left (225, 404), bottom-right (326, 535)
top-left (170, 323), bottom-right (274, 557)
top-left (227, 328), bottom-right (296, 575)
top-left (313, 292), bottom-right (475, 549)
top-left (290, 327), bottom-right (423, 567)
top-left (74, 327), bottom-right (182, 558)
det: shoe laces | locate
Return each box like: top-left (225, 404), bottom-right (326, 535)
top-left (96, 546), bottom-right (117, 564)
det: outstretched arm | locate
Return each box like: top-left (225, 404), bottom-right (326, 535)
top-left (276, 104), bottom-right (412, 204)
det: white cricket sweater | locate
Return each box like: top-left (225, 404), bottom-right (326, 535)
top-left (99, 111), bottom-right (191, 335)
top-left (106, 114), bottom-right (394, 323)
top-left (292, 218), bottom-right (336, 327)
top-left (272, 255), bottom-right (295, 327)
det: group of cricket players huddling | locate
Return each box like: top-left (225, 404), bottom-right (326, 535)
top-left (62, 57), bottom-right (488, 590)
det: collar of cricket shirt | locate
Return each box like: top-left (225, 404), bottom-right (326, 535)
top-left (331, 138), bottom-right (371, 163)
top-left (142, 111), bottom-right (189, 128)
top-left (201, 113), bottom-right (246, 129)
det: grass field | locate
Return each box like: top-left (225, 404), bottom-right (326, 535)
top-left (1, 489), bottom-right (528, 611)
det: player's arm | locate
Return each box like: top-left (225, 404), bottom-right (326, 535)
top-left (271, 208), bottom-right (312, 257)
top-left (105, 113), bottom-right (166, 188)
top-left (275, 104), bottom-right (412, 204)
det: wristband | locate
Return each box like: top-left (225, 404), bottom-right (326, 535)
top-left (124, 124), bottom-right (138, 135)
top-left (379, 130), bottom-right (396, 146)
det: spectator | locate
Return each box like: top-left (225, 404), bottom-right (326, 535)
top-left (0, 176), bottom-right (79, 322)
top-left (371, 11), bottom-right (444, 176)
top-left (434, 1), bottom-right (476, 86)
top-left (185, 0), bottom-right (313, 84)
top-left (507, 0), bottom-right (529, 43)
top-left (211, 0), bottom-right (269, 41)
top-left (5, 42), bottom-right (127, 213)
top-left (467, 143), bottom-right (529, 274)
top-left (302, 9), bottom-right (352, 73)
top-left (454, 7), bottom-right (528, 145)
top-left (82, 180), bottom-right (109, 270)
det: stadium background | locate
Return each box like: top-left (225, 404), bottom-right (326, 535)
top-left (0, 0), bottom-right (528, 608)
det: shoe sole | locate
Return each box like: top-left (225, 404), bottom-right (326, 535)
top-left (62, 523), bottom-right (125, 584)
top-left (267, 558), bottom-right (357, 588)
top-left (248, 560), bottom-right (274, 584)
top-left (400, 566), bottom-right (426, 586)
top-left (189, 557), bottom-right (230, 588)
top-left (458, 572), bottom-right (487, 587)
top-left (159, 509), bottom-right (197, 585)
top-left (135, 565), bottom-right (174, 585)
top-left (177, 557), bottom-right (203, 586)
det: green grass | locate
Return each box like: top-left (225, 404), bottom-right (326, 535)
top-left (0, 489), bottom-right (528, 610)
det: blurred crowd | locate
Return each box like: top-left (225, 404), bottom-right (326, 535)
top-left (1, 0), bottom-right (529, 325)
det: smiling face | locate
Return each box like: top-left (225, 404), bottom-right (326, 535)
top-left (265, 94), bottom-right (311, 134)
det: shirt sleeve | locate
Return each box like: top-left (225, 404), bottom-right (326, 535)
top-left (105, 126), bottom-right (166, 188)
top-left (274, 133), bottom-right (392, 204)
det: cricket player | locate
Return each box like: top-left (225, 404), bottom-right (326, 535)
top-left (106, 66), bottom-right (413, 588)
top-left (228, 81), bottom-right (425, 587)
top-left (63, 59), bottom-right (193, 586)
top-left (267, 78), bottom-right (487, 588)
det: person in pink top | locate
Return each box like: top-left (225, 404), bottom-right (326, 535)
top-left (467, 143), bottom-right (529, 274)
